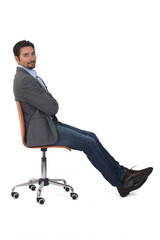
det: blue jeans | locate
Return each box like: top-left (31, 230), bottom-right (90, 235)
top-left (53, 121), bottom-right (128, 187)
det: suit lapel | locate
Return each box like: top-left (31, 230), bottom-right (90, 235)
top-left (17, 67), bottom-right (49, 93)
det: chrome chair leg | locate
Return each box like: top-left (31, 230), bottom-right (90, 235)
top-left (36, 181), bottom-right (45, 204)
top-left (12, 179), bottom-right (39, 192)
top-left (37, 181), bottom-right (44, 198)
top-left (49, 179), bottom-right (74, 193)
top-left (49, 179), bottom-right (78, 200)
top-left (49, 178), bottom-right (67, 184)
top-left (11, 179), bottom-right (39, 199)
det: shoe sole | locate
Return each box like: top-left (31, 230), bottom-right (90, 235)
top-left (123, 167), bottom-right (153, 189)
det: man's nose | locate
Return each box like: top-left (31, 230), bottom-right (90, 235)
top-left (29, 55), bottom-right (35, 61)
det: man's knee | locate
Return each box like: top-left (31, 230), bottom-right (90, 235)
top-left (83, 135), bottom-right (97, 152)
top-left (87, 131), bottom-right (98, 140)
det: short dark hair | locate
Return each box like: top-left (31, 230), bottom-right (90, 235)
top-left (13, 40), bottom-right (35, 58)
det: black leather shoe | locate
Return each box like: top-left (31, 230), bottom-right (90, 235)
top-left (117, 167), bottom-right (153, 197)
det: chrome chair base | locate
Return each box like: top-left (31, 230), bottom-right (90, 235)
top-left (11, 148), bottom-right (78, 204)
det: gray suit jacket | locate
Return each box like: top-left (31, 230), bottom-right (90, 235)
top-left (13, 67), bottom-right (59, 147)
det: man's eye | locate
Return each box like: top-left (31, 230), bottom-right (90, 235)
top-left (24, 54), bottom-right (28, 57)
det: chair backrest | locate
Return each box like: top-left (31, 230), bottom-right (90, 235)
top-left (16, 101), bottom-right (71, 151)
top-left (16, 101), bottom-right (27, 147)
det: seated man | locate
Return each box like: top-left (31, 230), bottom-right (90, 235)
top-left (13, 40), bottom-right (153, 197)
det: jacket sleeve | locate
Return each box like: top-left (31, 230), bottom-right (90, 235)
top-left (21, 77), bottom-right (59, 116)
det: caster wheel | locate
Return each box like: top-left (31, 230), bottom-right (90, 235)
top-left (64, 187), bottom-right (70, 192)
top-left (37, 197), bottom-right (45, 205)
top-left (11, 192), bottom-right (19, 199)
top-left (29, 185), bottom-right (36, 191)
top-left (70, 193), bottom-right (78, 200)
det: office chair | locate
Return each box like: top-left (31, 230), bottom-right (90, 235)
top-left (11, 101), bottom-right (78, 204)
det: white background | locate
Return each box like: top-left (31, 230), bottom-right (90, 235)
top-left (0, 0), bottom-right (160, 239)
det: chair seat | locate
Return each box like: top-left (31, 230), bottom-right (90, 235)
top-left (28, 145), bottom-right (71, 151)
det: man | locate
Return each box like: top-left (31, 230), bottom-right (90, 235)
top-left (13, 40), bottom-right (153, 197)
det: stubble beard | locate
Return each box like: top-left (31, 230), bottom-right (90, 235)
top-left (27, 61), bottom-right (36, 69)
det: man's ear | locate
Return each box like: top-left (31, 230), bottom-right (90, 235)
top-left (14, 56), bottom-right (20, 64)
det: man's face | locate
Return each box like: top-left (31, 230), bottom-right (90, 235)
top-left (15, 46), bottom-right (36, 69)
